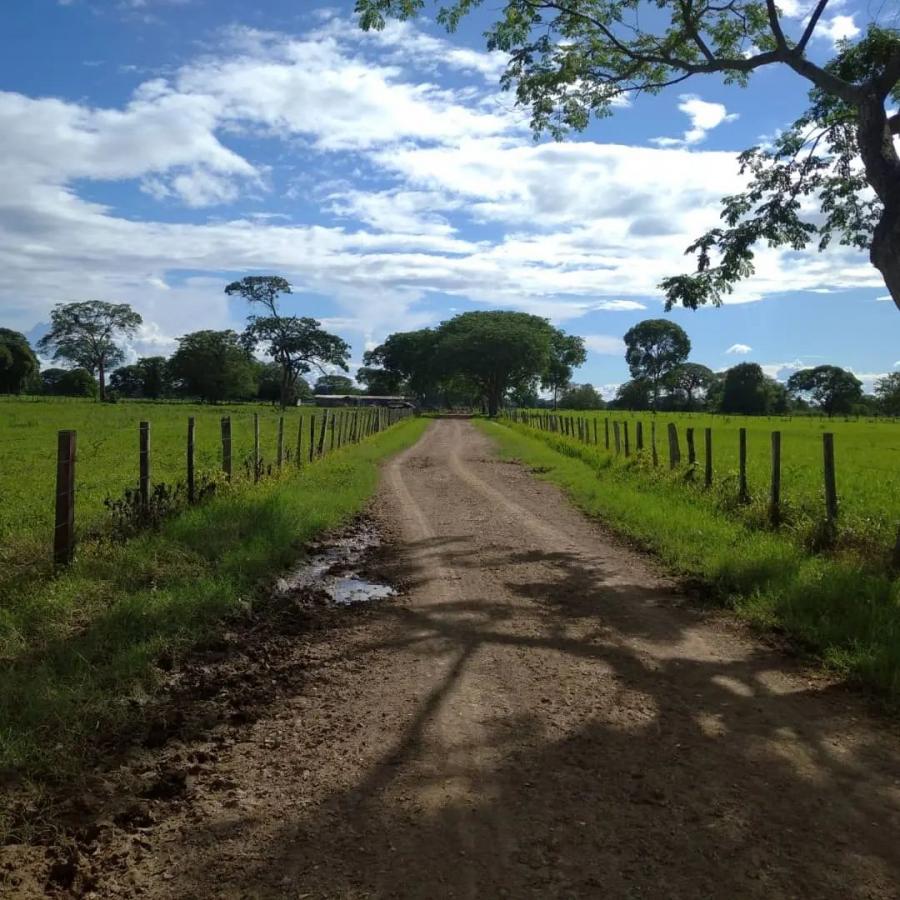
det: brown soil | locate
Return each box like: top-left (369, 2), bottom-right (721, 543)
top-left (5, 418), bottom-right (900, 898)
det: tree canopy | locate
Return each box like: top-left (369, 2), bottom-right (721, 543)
top-left (0, 328), bottom-right (39, 394)
top-left (37, 301), bottom-right (142, 401)
top-left (314, 374), bottom-right (360, 395)
top-left (541, 332), bottom-right (587, 409)
top-left (560, 383), bottom-right (605, 410)
top-left (623, 319), bottom-right (691, 407)
top-left (358, 3), bottom-right (900, 312)
top-left (721, 362), bottom-right (770, 414)
top-left (168, 330), bottom-right (257, 403)
top-left (109, 356), bottom-right (171, 399)
top-left (41, 367), bottom-right (98, 398)
top-left (787, 364), bottom-right (863, 416)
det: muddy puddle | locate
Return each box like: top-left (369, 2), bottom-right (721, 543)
top-left (276, 523), bottom-right (396, 606)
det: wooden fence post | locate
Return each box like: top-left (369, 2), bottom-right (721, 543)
top-left (221, 416), bottom-right (232, 481)
top-left (667, 423), bottom-right (680, 469)
top-left (685, 427), bottom-right (696, 476)
top-left (309, 414), bottom-right (316, 463)
top-left (604, 418), bottom-right (610, 450)
top-left (593, 419), bottom-right (598, 445)
top-left (823, 432), bottom-right (838, 523)
top-left (738, 427), bottom-right (748, 502)
top-left (296, 417), bottom-right (304, 468)
top-left (253, 413), bottom-right (260, 482)
top-left (317, 410), bottom-right (328, 457)
top-left (704, 427), bottom-right (712, 488)
top-left (187, 417), bottom-right (196, 503)
top-left (329, 413), bottom-right (336, 451)
top-left (623, 422), bottom-right (630, 457)
top-left (636, 421), bottom-right (643, 452)
top-left (892, 524), bottom-right (900, 572)
top-left (54, 430), bottom-right (76, 566)
top-left (277, 416), bottom-right (285, 468)
top-left (139, 421), bottom-right (150, 512)
top-left (613, 421), bottom-right (621, 454)
top-left (770, 431), bottom-right (781, 525)
top-left (651, 421), bottom-right (658, 467)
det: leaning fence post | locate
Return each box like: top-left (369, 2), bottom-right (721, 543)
top-left (667, 423), bottom-right (680, 469)
top-left (685, 427), bottom-right (696, 477)
top-left (139, 421), bottom-right (151, 512)
top-left (636, 421), bottom-right (643, 452)
top-left (823, 432), bottom-right (838, 524)
top-left (623, 421), bottom-right (630, 457)
top-left (317, 410), bottom-right (328, 457)
top-left (651, 420), bottom-right (658, 467)
top-left (253, 413), bottom-right (260, 482)
top-left (309, 414), bottom-right (316, 463)
top-left (613, 421), bottom-right (621, 454)
top-left (54, 429), bottom-right (76, 566)
top-left (738, 427), bottom-right (749, 502)
top-left (221, 416), bottom-right (232, 481)
top-left (770, 431), bottom-right (782, 525)
top-left (704, 427), bottom-right (712, 488)
top-left (277, 415), bottom-right (285, 469)
top-left (187, 417), bottom-right (196, 503)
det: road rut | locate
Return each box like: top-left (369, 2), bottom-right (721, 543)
top-left (59, 419), bottom-right (900, 897)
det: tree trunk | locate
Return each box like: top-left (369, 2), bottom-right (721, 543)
top-left (857, 94), bottom-right (900, 312)
top-left (98, 359), bottom-right (105, 401)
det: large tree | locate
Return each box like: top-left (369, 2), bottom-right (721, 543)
top-left (874, 372), bottom-right (900, 415)
top-left (787, 364), bottom-right (863, 416)
top-left (226, 276), bottom-right (350, 408)
top-left (314, 374), bottom-right (360, 395)
top-left (363, 329), bottom-right (441, 405)
top-left (109, 356), bottom-right (171, 399)
top-left (610, 378), bottom-right (652, 411)
top-left (434, 310), bottom-right (556, 416)
top-left (168, 330), bottom-right (257, 403)
top-left (560, 382), bottom-right (605, 410)
top-left (667, 362), bottom-right (715, 410)
top-left (41, 367), bottom-right (98, 398)
top-left (721, 362), bottom-right (770, 414)
top-left (358, 4), bottom-right (900, 312)
top-left (541, 332), bottom-right (587, 409)
top-left (0, 328), bottom-right (39, 394)
top-left (356, 365), bottom-right (408, 396)
top-left (623, 319), bottom-right (691, 408)
top-left (37, 301), bottom-right (142, 401)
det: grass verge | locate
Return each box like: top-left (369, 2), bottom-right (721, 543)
top-left (0, 417), bottom-right (428, 787)
top-left (477, 420), bottom-right (900, 701)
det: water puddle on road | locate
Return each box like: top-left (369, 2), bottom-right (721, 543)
top-left (275, 524), bottom-right (397, 607)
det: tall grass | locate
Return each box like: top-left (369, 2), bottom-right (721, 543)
top-left (479, 420), bottom-right (900, 701)
top-left (0, 417), bottom-right (428, 784)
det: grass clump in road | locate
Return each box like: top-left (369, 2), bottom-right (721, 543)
top-left (0, 416), bottom-right (428, 789)
top-left (477, 420), bottom-right (900, 701)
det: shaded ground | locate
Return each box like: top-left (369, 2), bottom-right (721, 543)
top-left (5, 419), bottom-right (900, 898)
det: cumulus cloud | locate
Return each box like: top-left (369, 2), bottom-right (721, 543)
top-left (0, 17), bottom-right (884, 354)
top-left (726, 343), bottom-right (753, 355)
top-left (652, 94), bottom-right (738, 148)
top-left (817, 14), bottom-right (860, 46)
top-left (583, 335), bottom-right (626, 355)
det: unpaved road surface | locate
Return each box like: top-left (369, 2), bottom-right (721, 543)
top-left (11, 419), bottom-right (900, 898)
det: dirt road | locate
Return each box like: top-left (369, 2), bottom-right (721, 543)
top-left (31, 419), bottom-right (900, 897)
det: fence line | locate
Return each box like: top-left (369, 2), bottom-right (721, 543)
top-left (50, 406), bottom-right (414, 567)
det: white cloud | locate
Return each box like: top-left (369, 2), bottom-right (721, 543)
top-left (652, 94), bottom-right (738, 148)
top-left (817, 15), bottom-right (860, 46)
top-left (583, 335), bottom-right (625, 355)
top-left (726, 343), bottom-right (752, 355)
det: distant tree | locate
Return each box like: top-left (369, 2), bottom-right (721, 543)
top-left (667, 362), bottom-right (715, 410)
top-left (508, 379), bottom-right (540, 408)
top-left (356, 365), bottom-right (407, 396)
top-left (623, 320), bottom-right (690, 408)
top-left (169, 330), bottom-right (257, 403)
top-left (541, 332), bottom-right (586, 409)
top-left (42, 367), bottom-right (98, 398)
top-left (721, 362), bottom-right (770, 415)
top-left (874, 372), bottom-right (900, 415)
top-left (109, 356), bottom-right (171, 399)
top-left (37, 301), bottom-right (142, 401)
top-left (610, 378), bottom-right (653, 411)
top-left (363, 329), bottom-right (440, 404)
top-left (0, 328), bottom-right (39, 394)
top-left (314, 374), bottom-right (360, 395)
top-left (764, 376), bottom-right (791, 414)
top-left (560, 383), bottom-right (605, 410)
top-left (435, 311), bottom-right (555, 416)
top-left (787, 365), bottom-right (863, 416)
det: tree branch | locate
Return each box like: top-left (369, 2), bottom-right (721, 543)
top-left (764, 0), bottom-right (788, 52)
top-left (797, 0), bottom-right (831, 53)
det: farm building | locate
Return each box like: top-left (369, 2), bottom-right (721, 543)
top-left (311, 394), bottom-right (416, 409)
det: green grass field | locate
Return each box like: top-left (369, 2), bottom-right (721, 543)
top-left (0, 397), bottom-right (366, 595)
top-left (513, 410), bottom-right (899, 564)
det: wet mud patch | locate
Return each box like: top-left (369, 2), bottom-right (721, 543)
top-left (276, 521), bottom-right (397, 607)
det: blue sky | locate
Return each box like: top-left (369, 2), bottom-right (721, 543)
top-left (1, 0), bottom-right (898, 395)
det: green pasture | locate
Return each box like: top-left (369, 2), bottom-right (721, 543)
top-left (522, 410), bottom-right (899, 562)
